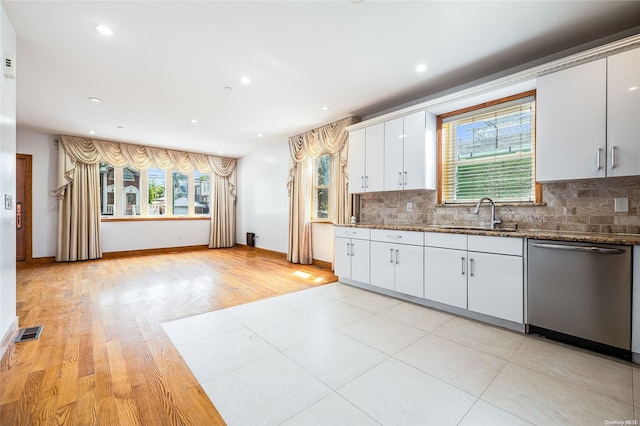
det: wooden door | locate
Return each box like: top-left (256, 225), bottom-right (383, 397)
top-left (16, 154), bottom-right (32, 262)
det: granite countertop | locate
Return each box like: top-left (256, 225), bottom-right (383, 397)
top-left (336, 223), bottom-right (640, 246)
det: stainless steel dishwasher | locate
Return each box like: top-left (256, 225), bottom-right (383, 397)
top-left (527, 239), bottom-right (632, 359)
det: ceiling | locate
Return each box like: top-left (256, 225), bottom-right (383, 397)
top-left (4, 1), bottom-right (640, 158)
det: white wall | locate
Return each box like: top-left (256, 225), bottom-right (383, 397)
top-left (0, 4), bottom-right (17, 345)
top-left (236, 142), bottom-right (289, 253)
top-left (16, 130), bottom-right (58, 257)
top-left (235, 141), bottom-right (335, 264)
top-left (102, 220), bottom-right (210, 252)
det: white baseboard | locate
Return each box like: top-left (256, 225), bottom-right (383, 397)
top-left (0, 317), bottom-right (19, 361)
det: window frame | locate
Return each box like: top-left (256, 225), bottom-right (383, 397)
top-left (437, 90), bottom-right (541, 205)
top-left (99, 164), bottom-right (212, 220)
top-left (311, 153), bottom-right (333, 222)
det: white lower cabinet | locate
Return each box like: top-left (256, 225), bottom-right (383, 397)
top-left (334, 227), bottom-right (371, 284)
top-left (467, 251), bottom-right (523, 323)
top-left (370, 230), bottom-right (424, 298)
top-left (424, 247), bottom-right (467, 309)
top-left (424, 233), bottom-right (524, 324)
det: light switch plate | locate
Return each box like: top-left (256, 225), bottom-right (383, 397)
top-left (614, 197), bottom-right (629, 213)
top-left (406, 202), bottom-right (413, 212)
top-left (4, 194), bottom-right (12, 210)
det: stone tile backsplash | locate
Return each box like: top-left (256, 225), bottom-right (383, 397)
top-left (358, 176), bottom-right (640, 234)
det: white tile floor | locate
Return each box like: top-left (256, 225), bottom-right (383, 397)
top-left (162, 283), bottom-right (639, 426)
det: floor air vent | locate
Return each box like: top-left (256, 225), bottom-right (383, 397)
top-left (15, 325), bottom-right (43, 343)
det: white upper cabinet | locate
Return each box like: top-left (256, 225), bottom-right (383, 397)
top-left (348, 123), bottom-right (384, 192)
top-left (537, 47), bottom-right (640, 182)
top-left (536, 59), bottom-right (607, 181)
top-left (383, 110), bottom-right (437, 191)
top-left (351, 109), bottom-right (436, 193)
top-left (607, 47), bottom-right (640, 177)
top-left (347, 128), bottom-right (366, 193)
top-left (384, 117), bottom-right (405, 191)
top-left (404, 110), bottom-right (437, 191)
top-left (348, 124), bottom-right (384, 193)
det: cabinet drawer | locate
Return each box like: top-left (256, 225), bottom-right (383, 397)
top-left (468, 235), bottom-right (523, 256)
top-left (370, 229), bottom-right (424, 245)
top-left (334, 226), bottom-right (370, 240)
top-left (424, 232), bottom-right (467, 250)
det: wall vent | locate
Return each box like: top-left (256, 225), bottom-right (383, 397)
top-left (15, 325), bottom-right (43, 343)
top-left (3, 52), bottom-right (16, 79)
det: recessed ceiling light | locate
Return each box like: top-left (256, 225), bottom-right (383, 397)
top-left (190, 119), bottom-right (198, 124)
top-left (629, 86), bottom-right (639, 91)
top-left (89, 97), bottom-right (101, 102)
top-left (96, 25), bottom-right (113, 36)
top-left (257, 133), bottom-right (263, 138)
top-left (88, 130), bottom-right (95, 135)
top-left (321, 106), bottom-right (329, 111)
top-left (224, 86), bottom-right (233, 91)
top-left (416, 64), bottom-right (427, 73)
top-left (116, 125), bottom-right (124, 129)
top-left (240, 76), bottom-right (250, 85)
top-left (218, 150), bottom-right (223, 154)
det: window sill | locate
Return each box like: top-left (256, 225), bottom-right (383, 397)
top-left (310, 219), bottom-right (335, 224)
top-left (101, 216), bottom-right (210, 222)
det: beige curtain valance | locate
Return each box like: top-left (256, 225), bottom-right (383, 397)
top-left (288, 116), bottom-right (357, 163)
top-left (57, 135), bottom-right (237, 198)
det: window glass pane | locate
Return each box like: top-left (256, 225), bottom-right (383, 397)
top-left (148, 168), bottom-right (166, 216)
top-left (441, 97), bottom-right (535, 203)
top-left (172, 171), bottom-right (189, 215)
top-left (194, 171), bottom-right (210, 215)
top-left (315, 188), bottom-right (329, 219)
top-left (316, 154), bottom-right (330, 186)
top-left (99, 162), bottom-right (115, 215)
top-left (122, 167), bottom-right (141, 215)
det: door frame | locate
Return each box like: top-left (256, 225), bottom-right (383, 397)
top-left (16, 153), bottom-right (32, 263)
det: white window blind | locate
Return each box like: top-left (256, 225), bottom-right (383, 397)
top-left (441, 96), bottom-right (536, 204)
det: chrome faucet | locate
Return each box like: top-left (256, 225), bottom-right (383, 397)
top-left (474, 197), bottom-right (502, 229)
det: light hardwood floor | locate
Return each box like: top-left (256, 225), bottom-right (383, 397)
top-left (1, 246), bottom-right (337, 425)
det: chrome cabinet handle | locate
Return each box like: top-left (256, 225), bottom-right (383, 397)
top-left (611, 146), bottom-right (617, 169)
top-left (404, 171), bottom-right (407, 185)
top-left (596, 148), bottom-right (602, 170)
top-left (389, 248), bottom-right (394, 263)
top-left (346, 242), bottom-right (351, 256)
top-left (361, 176), bottom-right (364, 189)
top-left (469, 258), bottom-right (475, 276)
top-left (351, 242), bottom-right (355, 256)
top-left (398, 171), bottom-right (402, 186)
top-left (365, 176), bottom-right (369, 189)
top-left (386, 234), bottom-right (402, 239)
top-left (395, 249), bottom-right (399, 264)
top-left (461, 257), bottom-right (465, 275)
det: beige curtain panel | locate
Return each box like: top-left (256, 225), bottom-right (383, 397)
top-left (287, 116), bottom-right (358, 264)
top-left (56, 135), bottom-right (238, 260)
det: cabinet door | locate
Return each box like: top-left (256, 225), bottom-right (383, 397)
top-left (536, 59), bottom-right (607, 181)
top-left (370, 241), bottom-right (395, 291)
top-left (402, 110), bottom-right (430, 190)
top-left (350, 239), bottom-right (370, 285)
top-left (334, 237), bottom-right (352, 279)
top-left (467, 252), bottom-right (523, 323)
top-left (348, 129), bottom-right (366, 193)
top-left (384, 117), bottom-right (404, 191)
top-left (394, 244), bottom-right (424, 298)
top-left (365, 123), bottom-right (385, 192)
top-left (424, 247), bottom-right (467, 309)
top-left (607, 47), bottom-right (640, 177)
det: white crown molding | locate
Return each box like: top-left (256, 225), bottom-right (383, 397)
top-left (347, 33), bottom-right (640, 132)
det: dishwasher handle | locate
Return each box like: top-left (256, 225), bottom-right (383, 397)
top-left (530, 243), bottom-right (626, 255)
